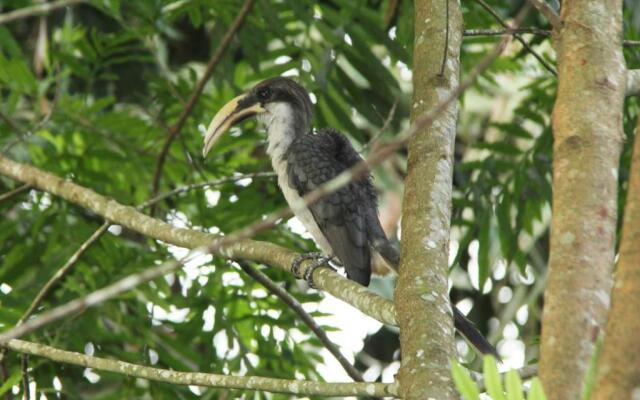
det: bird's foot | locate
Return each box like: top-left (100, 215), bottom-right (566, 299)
top-left (291, 252), bottom-right (335, 288)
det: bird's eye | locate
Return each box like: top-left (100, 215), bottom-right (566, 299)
top-left (257, 87), bottom-right (271, 101)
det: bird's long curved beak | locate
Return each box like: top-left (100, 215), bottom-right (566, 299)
top-left (202, 94), bottom-right (266, 157)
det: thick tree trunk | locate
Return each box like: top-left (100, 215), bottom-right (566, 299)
top-left (539, 1), bottom-right (626, 399)
top-left (591, 118), bottom-right (640, 399)
top-left (394, 0), bottom-right (462, 398)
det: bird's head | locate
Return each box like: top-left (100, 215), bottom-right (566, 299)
top-left (202, 77), bottom-right (313, 157)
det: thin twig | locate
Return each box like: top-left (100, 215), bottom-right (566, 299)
top-left (17, 222), bottom-right (111, 325)
top-left (475, 0), bottom-right (556, 76)
top-left (464, 28), bottom-right (550, 37)
top-left (237, 262), bottom-right (364, 382)
top-left (438, 0), bottom-right (450, 77)
top-left (2, 339), bottom-right (398, 397)
top-left (139, 172), bottom-right (275, 210)
top-left (0, 184), bottom-right (30, 203)
top-left (464, 29), bottom-right (640, 47)
top-left (527, 0), bottom-right (562, 30)
top-left (360, 98), bottom-right (398, 153)
top-left (0, 0), bottom-right (85, 25)
top-left (150, 0), bottom-right (255, 215)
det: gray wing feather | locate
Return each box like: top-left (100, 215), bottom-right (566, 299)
top-left (286, 130), bottom-right (372, 285)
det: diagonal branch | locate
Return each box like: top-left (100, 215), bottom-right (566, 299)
top-left (140, 172), bottom-right (275, 210)
top-left (0, 184), bottom-right (30, 203)
top-left (527, 0), bottom-right (561, 30)
top-left (2, 339), bottom-right (397, 397)
top-left (475, 0), bottom-right (556, 75)
top-left (237, 262), bottom-right (364, 383)
top-left (0, 156), bottom-right (397, 330)
top-left (150, 0), bottom-right (255, 215)
top-left (0, 0), bottom-right (85, 25)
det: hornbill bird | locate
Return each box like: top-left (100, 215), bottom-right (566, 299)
top-left (202, 77), bottom-right (497, 357)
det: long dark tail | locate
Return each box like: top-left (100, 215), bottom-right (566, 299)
top-left (371, 234), bottom-right (498, 357)
top-left (453, 307), bottom-right (499, 358)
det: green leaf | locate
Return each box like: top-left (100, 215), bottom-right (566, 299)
top-left (528, 378), bottom-right (547, 400)
top-left (505, 370), bottom-right (525, 400)
top-left (452, 360), bottom-right (480, 400)
top-left (0, 369), bottom-right (22, 395)
top-left (483, 355), bottom-right (506, 400)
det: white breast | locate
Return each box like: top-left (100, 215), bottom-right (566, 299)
top-left (259, 103), bottom-right (333, 255)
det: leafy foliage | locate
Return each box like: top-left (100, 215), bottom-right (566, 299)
top-left (452, 356), bottom-right (546, 400)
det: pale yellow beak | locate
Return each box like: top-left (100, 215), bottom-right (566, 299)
top-left (202, 94), bottom-right (266, 157)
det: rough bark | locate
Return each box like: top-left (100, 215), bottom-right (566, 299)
top-left (394, 0), bottom-right (462, 398)
top-left (2, 339), bottom-right (397, 397)
top-left (0, 156), bottom-right (396, 326)
top-left (591, 118), bottom-right (640, 399)
top-left (539, 1), bottom-right (626, 399)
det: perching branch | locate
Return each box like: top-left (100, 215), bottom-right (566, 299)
top-left (150, 0), bottom-right (255, 214)
top-left (237, 262), bottom-right (364, 383)
top-left (0, 156), bottom-right (397, 330)
top-left (626, 69), bottom-right (640, 97)
top-left (2, 339), bottom-right (397, 397)
top-left (0, 0), bottom-right (85, 25)
top-left (527, 0), bottom-right (562, 30)
top-left (475, 0), bottom-right (556, 75)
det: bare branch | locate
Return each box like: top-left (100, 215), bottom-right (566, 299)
top-left (150, 0), bottom-right (255, 214)
top-left (464, 28), bottom-right (551, 37)
top-left (0, 184), bottom-right (30, 203)
top-left (463, 28), bottom-right (640, 48)
top-left (0, 0), bottom-right (85, 25)
top-left (140, 172), bottom-right (275, 210)
top-left (626, 69), bottom-right (640, 97)
top-left (475, 0), bottom-right (556, 75)
top-left (237, 262), bottom-right (364, 382)
top-left (2, 339), bottom-right (398, 397)
top-left (527, 0), bottom-right (562, 30)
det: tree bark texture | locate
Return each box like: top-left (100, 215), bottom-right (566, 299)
top-left (540, 1), bottom-right (626, 399)
top-left (394, 0), bottom-right (462, 398)
top-left (591, 118), bottom-right (640, 400)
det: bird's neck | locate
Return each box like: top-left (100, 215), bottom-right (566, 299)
top-left (259, 102), bottom-right (310, 164)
